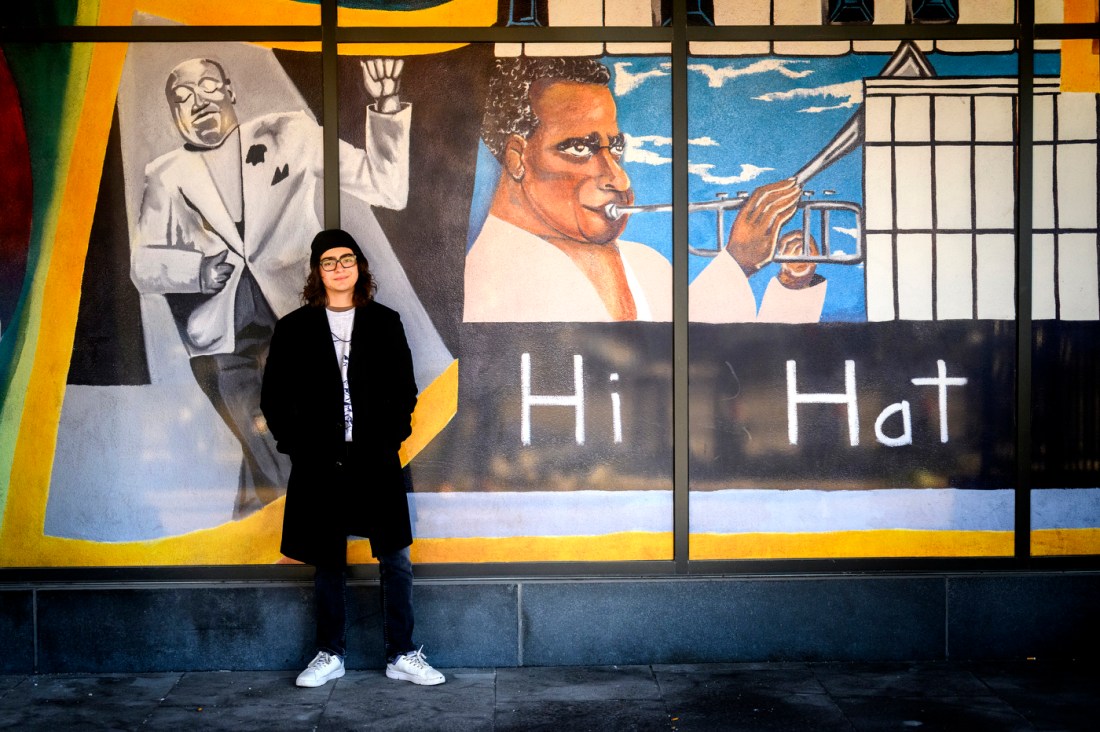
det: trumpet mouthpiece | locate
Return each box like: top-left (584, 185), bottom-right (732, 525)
top-left (604, 203), bottom-right (622, 220)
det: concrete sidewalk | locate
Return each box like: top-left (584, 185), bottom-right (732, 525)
top-left (1, 660), bottom-right (1096, 730)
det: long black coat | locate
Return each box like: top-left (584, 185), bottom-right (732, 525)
top-left (260, 300), bottom-right (418, 565)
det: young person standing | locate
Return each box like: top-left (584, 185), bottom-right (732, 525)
top-left (261, 228), bottom-right (444, 688)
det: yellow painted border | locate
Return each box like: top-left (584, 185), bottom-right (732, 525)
top-left (0, 42), bottom-right (98, 527)
top-left (337, 0), bottom-right (496, 28)
top-left (87, 0), bottom-right (494, 55)
top-left (388, 530), bottom-right (1015, 565)
top-left (690, 530), bottom-right (1014, 560)
top-left (1032, 528), bottom-right (1100, 556)
top-left (399, 360), bottom-right (458, 467)
top-left (401, 533), bottom-right (675, 564)
top-left (1062, 0), bottom-right (1100, 92)
top-left (94, 0), bottom-right (320, 26)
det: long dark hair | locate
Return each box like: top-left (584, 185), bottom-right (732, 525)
top-left (301, 258), bottom-right (376, 308)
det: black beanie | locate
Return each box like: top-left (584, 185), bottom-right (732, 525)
top-left (310, 229), bottom-right (365, 268)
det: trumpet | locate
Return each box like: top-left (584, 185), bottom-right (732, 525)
top-left (607, 94), bottom-right (867, 265)
top-left (604, 192), bottom-right (864, 264)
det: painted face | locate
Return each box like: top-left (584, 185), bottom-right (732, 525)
top-left (319, 246), bottom-right (359, 298)
top-left (518, 81), bottom-right (633, 245)
top-left (166, 59), bottom-right (240, 149)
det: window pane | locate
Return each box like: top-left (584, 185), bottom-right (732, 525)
top-left (1030, 50), bottom-right (1100, 558)
top-left (687, 40), bottom-right (1018, 560)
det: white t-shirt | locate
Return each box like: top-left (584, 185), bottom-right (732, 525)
top-left (327, 307), bottom-right (355, 442)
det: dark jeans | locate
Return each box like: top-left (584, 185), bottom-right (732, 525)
top-left (315, 546), bottom-right (415, 662)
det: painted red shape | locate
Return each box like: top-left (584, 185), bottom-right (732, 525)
top-left (0, 48), bottom-right (34, 337)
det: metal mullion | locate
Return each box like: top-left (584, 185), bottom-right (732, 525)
top-left (1035, 22), bottom-right (1100, 39)
top-left (334, 26), bottom-right (672, 44)
top-left (672, 1), bottom-right (689, 573)
top-left (684, 23), bottom-right (1023, 43)
top-left (1014, 0), bottom-right (1035, 563)
top-left (322, 0), bottom-right (339, 228)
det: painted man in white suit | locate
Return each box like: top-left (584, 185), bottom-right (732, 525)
top-left (132, 57), bottom-right (410, 518)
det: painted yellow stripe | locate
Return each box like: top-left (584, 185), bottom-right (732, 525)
top-left (400, 359), bottom-right (458, 467)
top-left (77, 0), bottom-right (101, 25)
top-left (4, 525), bottom-right (1044, 567)
top-left (0, 44), bottom-right (106, 527)
top-left (690, 530), bottom-right (1014, 560)
top-left (338, 0), bottom-right (496, 27)
top-left (2, 499), bottom-right (286, 567)
top-left (1031, 528), bottom-right (1100, 556)
top-left (87, 0), bottom-right (488, 54)
top-left (91, 0), bottom-right (495, 34)
top-left (94, 0), bottom-right (320, 25)
top-left (399, 532), bottom-right (675, 564)
top-left (1062, 0), bottom-right (1100, 92)
top-left (0, 43), bottom-right (128, 561)
top-left (398, 530), bottom-right (1016, 564)
top-left (0, 45), bottom-right (93, 523)
top-left (339, 43), bottom-right (472, 56)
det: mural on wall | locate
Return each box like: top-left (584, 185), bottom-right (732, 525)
top-left (384, 47), bottom-right (677, 562)
top-left (45, 39), bottom-right (460, 545)
top-left (0, 0), bottom-right (1098, 567)
top-left (685, 36), bottom-right (1100, 559)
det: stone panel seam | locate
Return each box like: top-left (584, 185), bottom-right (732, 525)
top-left (516, 582), bottom-right (524, 667)
top-left (32, 588), bottom-right (38, 673)
top-left (944, 576), bottom-right (951, 659)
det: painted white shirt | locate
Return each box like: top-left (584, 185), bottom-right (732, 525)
top-left (463, 214), bottom-right (825, 323)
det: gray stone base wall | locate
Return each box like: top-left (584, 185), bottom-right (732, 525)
top-left (2, 572), bottom-right (1097, 673)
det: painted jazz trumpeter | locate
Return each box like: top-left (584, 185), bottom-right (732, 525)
top-left (131, 57), bottom-right (411, 518)
top-left (464, 57), bottom-right (825, 323)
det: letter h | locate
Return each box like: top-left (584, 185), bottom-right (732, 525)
top-left (521, 353), bottom-right (585, 446)
top-left (786, 360), bottom-right (860, 446)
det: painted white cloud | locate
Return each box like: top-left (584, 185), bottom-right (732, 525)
top-left (690, 162), bottom-right (774, 185)
top-left (626, 146), bottom-right (673, 166)
top-left (624, 134), bottom-right (722, 166)
top-left (833, 226), bottom-right (859, 240)
top-left (613, 61), bottom-right (670, 96)
top-left (688, 59), bottom-right (813, 88)
top-left (625, 134), bottom-right (770, 185)
top-left (753, 80), bottom-right (863, 113)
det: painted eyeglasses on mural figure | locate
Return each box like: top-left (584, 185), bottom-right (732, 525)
top-left (130, 56), bottom-right (410, 519)
top-left (463, 57), bottom-right (826, 324)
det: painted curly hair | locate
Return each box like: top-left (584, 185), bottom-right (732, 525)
top-left (480, 57), bottom-right (612, 163)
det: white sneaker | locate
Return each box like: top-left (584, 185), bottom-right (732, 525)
top-left (385, 647), bottom-right (445, 686)
top-left (296, 650), bottom-right (345, 688)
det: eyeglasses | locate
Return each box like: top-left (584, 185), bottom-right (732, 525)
top-left (171, 77), bottom-right (227, 105)
top-left (320, 254), bottom-right (358, 271)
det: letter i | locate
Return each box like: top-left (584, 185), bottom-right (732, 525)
top-left (610, 373), bottom-right (623, 444)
